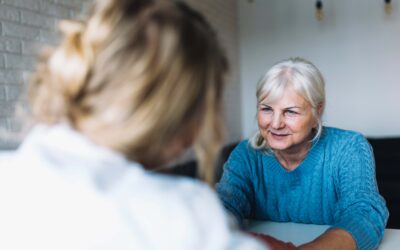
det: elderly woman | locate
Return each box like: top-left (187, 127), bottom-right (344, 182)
top-left (0, 1), bottom-right (270, 249)
top-left (216, 58), bottom-right (388, 250)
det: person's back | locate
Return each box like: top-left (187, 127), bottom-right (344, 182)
top-left (0, 124), bottom-right (262, 250)
top-left (0, 0), bottom-right (267, 249)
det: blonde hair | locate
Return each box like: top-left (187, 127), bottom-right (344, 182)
top-left (29, 0), bottom-right (228, 184)
top-left (250, 57), bottom-right (325, 150)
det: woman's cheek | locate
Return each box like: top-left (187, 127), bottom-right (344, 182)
top-left (258, 113), bottom-right (271, 128)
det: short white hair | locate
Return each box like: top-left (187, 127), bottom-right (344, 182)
top-left (250, 57), bottom-right (325, 150)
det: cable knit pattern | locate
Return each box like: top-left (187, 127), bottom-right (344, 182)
top-left (216, 127), bottom-right (389, 250)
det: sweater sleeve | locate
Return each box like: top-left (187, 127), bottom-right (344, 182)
top-left (332, 133), bottom-right (389, 250)
top-left (216, 141), bottom-right (256, 225)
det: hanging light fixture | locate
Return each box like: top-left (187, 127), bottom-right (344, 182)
top-left (385, 0), bottom-right (393, 15)
top-left (315, 0), bottom-right (324, 20)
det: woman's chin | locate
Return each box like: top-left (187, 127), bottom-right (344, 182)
top-left (269, 143), bottom-right (289, 152)
top-left (268, 137), bottom-right (295, 151)
top-left (267, 138), bottom-right (290, 151)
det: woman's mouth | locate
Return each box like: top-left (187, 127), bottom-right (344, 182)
top-left (269, 131), bottom-right (290, 139)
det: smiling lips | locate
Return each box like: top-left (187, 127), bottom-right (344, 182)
top-left (269, 131), bottom-right (290, 139)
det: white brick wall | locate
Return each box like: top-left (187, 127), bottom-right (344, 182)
top-left (0, 0), bottom-right (90, 149)
top-left (0, 0), bottom-right (241, 148)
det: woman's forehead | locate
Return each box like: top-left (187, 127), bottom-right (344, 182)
top-left (260, 86), bottom-right (310, 108)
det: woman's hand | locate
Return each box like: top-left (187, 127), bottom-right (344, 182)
top-left (297, 228), bottom-right (356, 250)
top-left (248, 232), bottom-right (299, 250)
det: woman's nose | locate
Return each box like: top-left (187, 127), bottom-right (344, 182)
top-left (271, 113), bottom-right (284, 129)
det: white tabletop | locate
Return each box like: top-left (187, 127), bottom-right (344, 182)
top-left (246, 221), bottom-right (400, 250)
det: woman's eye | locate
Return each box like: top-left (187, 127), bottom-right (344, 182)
top-left (260, 106), bottom-right (272, 112)
top-left (285, 110), bottom-right (298, 116)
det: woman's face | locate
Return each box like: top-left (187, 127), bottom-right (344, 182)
top-left (257, 86), bottom-right (317, 154)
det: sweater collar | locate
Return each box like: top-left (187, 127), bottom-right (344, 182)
top-left (266, 136), bottom-right (325, 176)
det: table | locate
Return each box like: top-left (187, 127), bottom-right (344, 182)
top-left (246, 221), bottom-right (400, 250)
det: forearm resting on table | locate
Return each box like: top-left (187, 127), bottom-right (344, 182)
top-left (299, 228), bottom-right (356, 250)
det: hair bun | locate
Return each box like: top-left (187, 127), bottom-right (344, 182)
top-left (59, 20), bottom-right (85, 37)
top-left (48, 19), bottom-right (92, 103)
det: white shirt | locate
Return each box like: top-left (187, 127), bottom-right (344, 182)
top-left (0, 124), bottom-right (267, 250)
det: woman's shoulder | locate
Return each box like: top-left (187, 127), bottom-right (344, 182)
top-left (122, 172), bottom-right (235, 249)
top-left (321, 126), bottom-right (370, 154)
top-left (230, 140), bottom-right (263, 158)
top-left (144, 172), bottom-right (217, 202)
top-left (124, 170), bottom-right (228, 219)
top-left (322, 126), bottom-right (367, 143)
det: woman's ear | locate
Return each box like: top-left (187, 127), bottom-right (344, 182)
top-left (313, 102), bottom-right (324, 129)
top-left (317, 102), bottom-right (324, 116)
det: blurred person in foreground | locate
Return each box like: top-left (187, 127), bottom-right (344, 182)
top-left (217, 58), bottom-right (388, 250)
top-left (0, 0), bottom-right (275, 249)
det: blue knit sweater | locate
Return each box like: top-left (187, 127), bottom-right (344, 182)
top-left (216, 127), bottom-right (388, 250)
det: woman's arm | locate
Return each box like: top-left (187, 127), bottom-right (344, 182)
top-left (216, 141), bottom-right (256, 225)
top-left (302, 133), bottom-right (388, 250)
